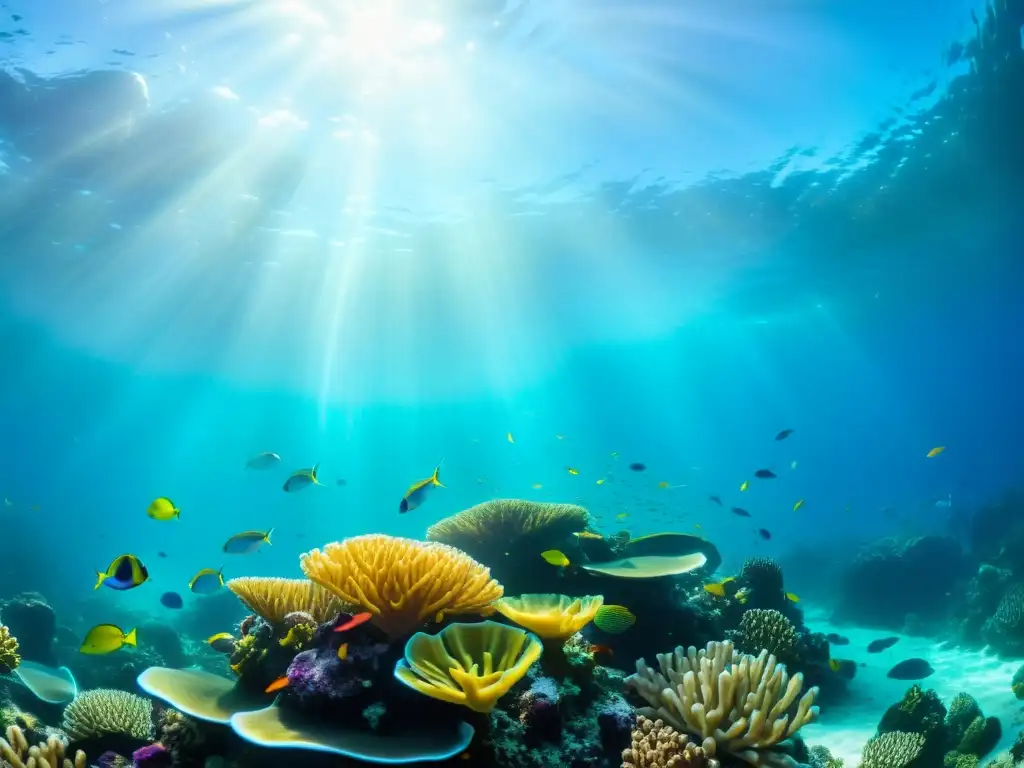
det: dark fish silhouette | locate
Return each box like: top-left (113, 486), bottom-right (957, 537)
top-left (157, 551), bottom-right (168, 558)
top-left (826, 633), bottom-right (850, 646)
top-left (775, 429), bottom-right (794, 441)
top-left (731, 507), bottom-right (752, 518)
top-left (757, 528), bottom-right (772, 540)
top-left (867, 636), bottom-right (900, 653)
top-left (160, 592), bottom-right (184, 610)
top-left (754, 469), bottom-right (777, 479)
top-left (336, 479), bottom-right (347, 487)
top-left (887, 658), bottom-right (934, 680)
top-left (629, 462), bottom-right (646, 472)
top-left (709, 495), bottom-right (723, 506)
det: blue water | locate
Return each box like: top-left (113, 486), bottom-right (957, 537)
top-left (1, 0), bottom-right (1022, 631)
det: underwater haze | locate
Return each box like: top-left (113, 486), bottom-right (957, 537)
top-left (2, 0), bottom-right (1024, 767)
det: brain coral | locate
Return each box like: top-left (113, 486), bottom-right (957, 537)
top-left (300, 534), bottom-right (503, 638)
top-left (61, 689), bottom-right (154, 741)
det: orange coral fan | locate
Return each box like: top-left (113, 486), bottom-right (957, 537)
top-left (300, 535), bottom-right (504, 638)
top-left (226, 577), bottom-right (349, 626)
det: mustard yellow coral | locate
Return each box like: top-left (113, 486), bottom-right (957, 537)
top-left (300, 535), bottom-right (504, 638)
top-left (226, 577), bottom-right (348, 626)
top-left (426, 499), bottom-right (590, 552)
top-left (0, 625), bottom-right (20, 674)
top-left (494, 594), bottom-right (604, 641)
top-left (394, 621), bottom-right (542, 712)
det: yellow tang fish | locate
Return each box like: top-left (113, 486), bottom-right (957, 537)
top-left (793, 499), bottom-right (805, 512)
top-left (147, 497), bottom-right (180, 521)
top-left (616, 512), bottom-right (629, 519)
top-left (80, 624), bottom-right (137, 655)
top-left (207, 633), bottom-right (236, 654)
top-left (283, 464), bottom-right (322, 493)
top-left (507, 432), bottom-right (515, 444)
top-left (785, 592), bottom-right (800, 603)
top-left (926, 446), bottom-right (946, 458)
top-left (540, 550), bottom-right (570, 567)
top-left (566, 467), bottom-right (579, 475)
top-left (740, 481), bottom-right (749, 492)
top-left (400, 464), bottom-right (444, 513)
top-left (593, 605), bottom-right (636, 634)
top-left (703, 583), bottom-right (726, 598)
top-left (596, 478), bottom-right (606, 485)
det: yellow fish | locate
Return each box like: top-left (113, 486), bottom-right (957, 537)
top-left (616, 512), bottom-right (629, 520)
top-left (740, 481), bottom-right (749, 492)
top-left (531, 483), bottom-right (543, 489)
top-left (507, 432), bottom-right (515, 444)
top-left (147, 497), bottom-right (180, 521)
top-left (573, 531), bottom-right (604, 540)
top-left (189, 567), bottom-right (225, 594)
top-left (540, 550), bottom-right (570, 567)
top-left (80, 624), bottom-right (137, 655)
top-left (926, 446), bottom-right (946, 458)
top-left (596, 478), bottom-right (606, 485)
top-left (337, 642), bottom-right (349, 661)
top-left (793, 499), bottom-right (804, 512)
top-left (566, 467), bottom-right (579, 475)
top-left (658, 481), bottom-right (669, 489)
top-left (593, 605), bottom-right (636, 634)
top-left (785, 592), bottom-right (800, 603)
top-left (703, 583), bottom-right (726, 598)
top-left (94, 554), bottom-right (149, 591)
top-left (207, 633), bottom-right (236, 654)
top-left (829, 659), bottom-right (841, 672)
top-left (283, 464), bottom-right (322, 493)
top-left (400, 464), bottom-right (444, 513)
top-left (693, 523), bottom-right (702, 530)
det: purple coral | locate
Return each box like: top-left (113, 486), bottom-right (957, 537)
top-left (518, 676), bottom-right (561, 743)
top-left (131, 744), bottom-right (171, 768)
top-left (286, 640), bottom-right (388, 705)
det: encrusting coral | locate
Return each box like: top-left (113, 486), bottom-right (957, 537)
top-left (626, 640), bottom-right (818, 767)
top-left (226, 577), bottom-right (349, 626)
top-left (622, 715), bottom-right (720, 768)
top-left (300, 534), bottom-right (503, 638)
top-left (0, 725), bottom-right (87, 768)
top-left (857, 731), bottom-right (925, 768)
top-left (495, 594), bottom-right (605, 642)
top-left (733, 610), bottom-right (800, 665)
top-left (426, 500), bottom-right (590, 552)
top-left (0, 625), bottom-right (20, 674)
top-left (394, 621), bottom-right (542, 713)
top-left (60, 689), bottom-right (154, 741)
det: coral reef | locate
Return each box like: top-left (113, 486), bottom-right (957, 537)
top-left (495, 594), bottom-right (604, 641)
top-left (807, 744), bottom-right (843, 768)
top-left (981, 583), bottom-right (1024, 655)
top-left (730, 610), bottom-right (800, 666)
top-left (284, 616), bottom-right (389, 707)
top-left (225, 577), bottom-right (349, 627)
top-left (626, 640), bottom-right (818, 767)
top-left (622, 716), bottom-right (719, 768)
top-left (428, 500), bottom-right (590, 551)
top-left (137, 623), bottom-right (186, 669)
top-left (953, 565), bottom-right (1012, 645)
top-left (60, 689), bottom-right (154, 742)
top-left (0, 625), bottom-right (20, 674)
top-left (300, 534), bottom-right (504, 637)
top-left (859, 731), bottom-right (926, 768)
top-left (0, 724), bottom-right (87, 768)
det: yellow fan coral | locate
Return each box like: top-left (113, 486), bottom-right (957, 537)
top-left (0, 724), bottom-right (87, 768)
top-left (301, 535), bottom-right (504, 638)
top-left (61, 689), bottom-right (154, 741)
top-left (0, 625), bottom-right (20, 674)
top-left (494, 594), bottom-right (604, 641)
top-left (394, 621), bottom-right (542, 712)
top-left (426, 500), bottom-right (590, 553)
top-left (226, 577), bottom-right (349, 626)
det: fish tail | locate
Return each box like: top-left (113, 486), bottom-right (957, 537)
top-left (311, 463), bottom-right (321, 485)
top-left (432, 464), bottom-right (445, 488)
top-left (94, 571), bottom-right (106, 590)
top-left (124, 628), bottom-right (138, 647)
top-left (265, 528), bottom-right (274, 545)
top-left (174, 507), bottom-right (181, 519)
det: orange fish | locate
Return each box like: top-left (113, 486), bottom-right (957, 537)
top-left (334, 612), bottom-right (373, 633)
top-left (590, 644), bottom-right (614, 657)
top-left (265, 675), bottom-right (290, 693)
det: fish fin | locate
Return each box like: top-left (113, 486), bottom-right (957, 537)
top-left (265, 528), bottom-right (274, 545)
top-left (174, 506), bottom-right (181, 519)
top-left (94, 571), bottom-right (106, 590)
top-left (432, 465), bottom-right (445, 488)
top-left (311, 463), bottom-right (321, 485)
top-left (124, 628), bottom-right (138, 647)
top-left (218, 567), bottom-right (225, 584)
top-left (399, 498), bottom-right (409, 514)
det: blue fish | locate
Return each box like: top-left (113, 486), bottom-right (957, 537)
top-left (283, 464), bottom-right (322, 493)
top-left (223, 529), bottom-right (273, 554)
top-left (160, 591), bottom-right (184, 609)
top-left (189, 567), bottom-right (225, 595)
top-left (399, 464), bottom-right (444, 513)
top-left (94, 554), bottom-right (149, 591)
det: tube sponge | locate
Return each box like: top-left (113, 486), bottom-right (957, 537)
top-left (61, 689), bottom-right (154, 741)
top-left (394, 620), bottom-right (542, 713)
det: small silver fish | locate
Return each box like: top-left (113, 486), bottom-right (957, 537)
top-left (246, 452), bottom-right (281, 470)
top-left (283, 464), bottom-right (322, 493)
top-left (223, 529), bottom-right (273, 554)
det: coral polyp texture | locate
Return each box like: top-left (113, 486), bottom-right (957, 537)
top-left (300, 534), bottom-right (503, 638)
top-left (426, 500), bottom-right (590, 551)
top-left (857, 731), bottom-right (925, 768)
top-left (0, 724), bottom-right (88, 768)
top-left (622, 715), bottom-right (720, 768)
top-left (0, 625), bottom-right (20, 674)
top-left (394, 620), bottom-right (542, 713)
top-left (626, 640), bottom-right (818, 767)
top-left (734, 610), bottom-right (800, 665)
top-left (60, 689), bottom-right (155, 741)
top-left (226, 577), bottom-right (350, 626)
top-left (494, 594), bottom-right (605, 641)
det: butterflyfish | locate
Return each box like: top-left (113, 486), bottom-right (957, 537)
top-left (399, 464), bottom-right (444, 513)
top-left (147, 497), bottom-right (180, 521)
top-left (223, 529), bottom-right (273, 554)
top-left (94, 554), bottom-right (149, 591)
top-left (80, 624), bottom-right (136, 655)
top-left (283, 464), bottom-right (322, 493)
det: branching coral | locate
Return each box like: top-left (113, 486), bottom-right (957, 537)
top-left (626, 640), bottom-right (818, 768)
top-left (0, 725), bottom-right (87, 768)
top-left (426, 500), bottom-right (590, 553)
top-left (60, 689), bottom-right (154, 741)
top-left (622, 715), bottom-right (720, 768)
top-left (226, 578), bottom-right (349, 626)
top-left (0, 625), bottom-right (20, 674)
top-left (300, 535), bottom-right (503, 638)
top-left (733, 610), bottom-right (800, 665)
top-left (495, 594), bottom-right (604, 642)
top-left (858, 731), bottom-right (925, 768)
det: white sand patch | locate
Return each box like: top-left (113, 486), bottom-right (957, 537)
top-left (799, 606), bottom-right (1023, 764)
